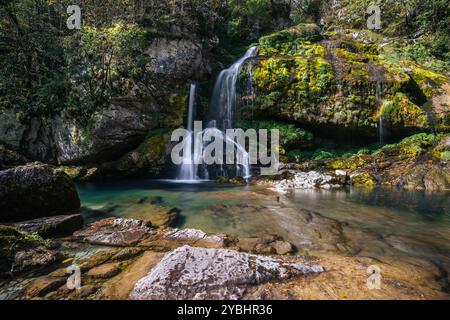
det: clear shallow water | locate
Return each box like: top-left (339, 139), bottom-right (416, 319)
top-left (77, 179), bottom-right (450, 275)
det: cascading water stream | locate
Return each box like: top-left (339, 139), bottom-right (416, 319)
top-left (376, 82), bottom-right (385, 145)
top-left (209, 47), bottom-right (258, 131)
top-left (176, 47), bottom-right (257, 182)
top-left (177, 83), bottom-right (197, 181)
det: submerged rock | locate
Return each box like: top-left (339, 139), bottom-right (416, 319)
top-left (0, 163), bottom-right (80, 222)
top-left (130, 245), bottom-right (324, 300)
top-left (236, 235), bottom-right (294, 255)
top-left (87, 263), bottom-right (122, 279)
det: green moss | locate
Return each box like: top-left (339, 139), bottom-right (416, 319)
top-left (328, 156), bottom-right (368, 171)
top-left (378, 93), bottom-right (429, 129)
top-left (351, 172), bottom-right (377, 188)
top-left (440, 151), bottom-right (450, 161)
top-left (435, 113), bottom-right (450, 133)
top-left (380, 133), bottom-right (440, 158)
top-left (0, 225), bottom-right (52, 259)
top-left (409, 64), bottom-right (446, 98)
top-left (258, 24), bottom-right (322, 56)
top-left (162, 93), bottom-right (188, 128)
top-left (432, 135), bottom-right (450, 160)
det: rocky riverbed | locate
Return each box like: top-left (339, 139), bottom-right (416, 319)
top-left (1, 210), bottom-right (448, 300)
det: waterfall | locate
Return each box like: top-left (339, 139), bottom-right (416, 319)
top-left (175, 47), bottom-right (257, 182)
top-left (205, 47), bottom-right (257, 179)
top-left (378, 116), bottom-right (384, 145)
top-left (375, 82), bottom-right (384, 145)
top-left (177, 83), bottom-right (197, 181)
top-left (208, 47), bottom-right (258, 131)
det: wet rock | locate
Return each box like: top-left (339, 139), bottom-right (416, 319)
top-left (73, 218), bottom-right (153, 246)
top-left (272, 241), bottom-right (295, 255)
top-left (0, 225), bottom-right (57, 274)
top-left (78, 250), bottom-right (118, 272)
top-left (0, 163), bottom-right (80, 222)
top-left (138, 227), bottom-right (230, 250)
top-left (265, 208), bottom-right (347, 254)
top-left (236, 236), bottom-right (294, 255)
top-left (260, 170), bottom-right (343, 192)
top-left (12, 248), bottom-right (57, 274)
top-left (162, 228), bottom-right (208, 241)
top-left (111, 248), bottom-right (142, 262)
top-left (73, 285), bottom-right (98, 299)
top-left (395, 162), bottom-right (450, 191)
top-left (26, 277), bottom-right (66, 298)
top-left (10, 214), bottom-right (84, 238)
top-left (114, 197), bottom-right (179, 228)
top-left (130, 245), bottom-right (324, 300)
top-left (87, 263), bottom-right (122, 279)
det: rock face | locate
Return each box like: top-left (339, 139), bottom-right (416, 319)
top-left (130, 245), bottom-right (324, 300)
top-left (246, 24), bottom-right (448, 137)
top-left (145, 38), bottom-right (213, 81)
top-left (0, 163), bottom-right (80, 222)
top-left (10, 214), bottom-right (84, 238)
top-left (0, 145), bottom-right (28, 170)
top-left (53, 98), bottom-right (169, 165)
top-left (0, 108), bottom-right (26, 149)
top-left (98, 130), bottom-right (177, 179)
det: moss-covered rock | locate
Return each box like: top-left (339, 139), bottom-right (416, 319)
top-left (245, 25), bottom-right (449, 137)
top-left (0, 225), bottom-right (53, 275)
top-left (351, 172), bottom-right (377, 188)
top-left (97, 129), bottom-right (175, 179)
top-left (0, 163), bottom-right (80, 222)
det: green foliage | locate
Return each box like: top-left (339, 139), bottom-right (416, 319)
top-left (380, 133), bottom-right (441, 158)
top-left (238, 120), bottom-right (313, 147)
top-left (326, 0), bottom-right (450, 65)
top-left (288, 143), bottom-right (380, 162)
top-left (0, 0), bottom-right (67, 113)
top-left (224, 0), bottom-right (272, 40)
top-left (258, 24), bottom-right (323, 56)
top-left (64, 23), bottom-right (149, 119)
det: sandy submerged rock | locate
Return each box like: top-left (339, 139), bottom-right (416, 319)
top-left (130, 245), bottom-right (324, 300)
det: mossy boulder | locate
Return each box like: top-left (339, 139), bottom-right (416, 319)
top-left (0, 225), bottom-right (54, 275)
top-left (98, 129), bottom-right (175, 179)
top-left (351, 172), bottom-right (377, 188)
top-left (0, 163), bottom-right (80, 222)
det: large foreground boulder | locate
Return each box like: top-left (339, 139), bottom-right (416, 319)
top-left (130, 245), bottom-right (324, 300)
top-left (0, 163), bottom-right (80, 222)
